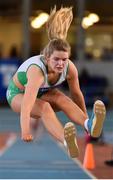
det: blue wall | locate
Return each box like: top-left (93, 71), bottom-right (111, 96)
top-left (0, 58), bottom-right (21, 103)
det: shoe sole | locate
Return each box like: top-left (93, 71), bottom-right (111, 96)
top-left (64, 122), bottom-right (79, 158)
top-left (91, 100), bottom-right (106, 137)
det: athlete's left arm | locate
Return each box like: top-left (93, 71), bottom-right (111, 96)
top-left (66, 60), bottom-right (88, 117)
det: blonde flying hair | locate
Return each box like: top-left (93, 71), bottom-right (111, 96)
top-left (47, 6), bottom-right (73, 40)
top-left (43, 6), bottom-right (73, 57)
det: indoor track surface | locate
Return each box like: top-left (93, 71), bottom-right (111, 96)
top-left (0, 108), bottom-right (112, 179)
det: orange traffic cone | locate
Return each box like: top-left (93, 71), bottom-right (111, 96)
top-left (83, 143), bottom-right (95, 169)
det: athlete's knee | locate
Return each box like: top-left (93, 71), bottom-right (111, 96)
top-left (57, 93), bottom-right (72, 105)
top-left (41, 101), bottom-right (52, 114)
top-left (53, 91), bottom-right (69, 105)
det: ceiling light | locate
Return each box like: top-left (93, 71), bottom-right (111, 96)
top-left (31, 12), bottom-right (49, 29)
top-left (88, 13), bottom-right (99, 23)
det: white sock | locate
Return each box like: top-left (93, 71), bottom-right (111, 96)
top-left (84, 119), bottom-right (89, 131)
top-left (64, 139), bottom-right (67, 147)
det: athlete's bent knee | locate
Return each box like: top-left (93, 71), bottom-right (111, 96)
top-left (57, 94), bottom-right (72, 105)
top-left (41, 101), bottom-right (52, 115)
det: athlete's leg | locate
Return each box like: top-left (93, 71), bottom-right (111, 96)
top-left (11, 94), bottom-right (64, 143)
top-left (41, 89), bottom-right (87, 126)
top-left (41, 89), bottom-right (106, 137)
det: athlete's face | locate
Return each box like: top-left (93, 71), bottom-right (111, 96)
top-left (46, 50), bottom-right (69, 73)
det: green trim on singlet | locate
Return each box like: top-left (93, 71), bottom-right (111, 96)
top-left (66, 61), bottom-right (69, 76)
top-left (40, 56), bottom-right (46, 66)
top-left (17, 72), bottom-right (27, 86)
top-left (40, 56), bottom-right (50, 83)
top-left (17, 64), bottom-right (46, 86)
top-left (40, 56), bottom-right (54, 86)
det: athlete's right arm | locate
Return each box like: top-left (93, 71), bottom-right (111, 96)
top-left (21, 65), bottom-right (44, 142)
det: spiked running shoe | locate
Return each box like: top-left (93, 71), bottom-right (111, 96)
top-left (88, 100), bottom-right (106, 138)
top-left (64, 122), bottom-right (79, 158)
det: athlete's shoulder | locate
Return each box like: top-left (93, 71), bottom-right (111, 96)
top-left (68, 60), bottom-right (78, 73)
top-left (67, 60), bottom-right (78, 80)
top-left (17, 55), bottom-right (43, 71)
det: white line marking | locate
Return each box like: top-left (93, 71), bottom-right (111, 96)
top-left (72, 158), bottom-right (97, 179)
top-left (0, 133), bottom-right (17, 156)
top-left (57, 141), bottom-right (97, 179)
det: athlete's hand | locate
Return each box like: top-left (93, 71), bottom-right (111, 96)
top-left (21, 133), bottom-right (33, 142)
